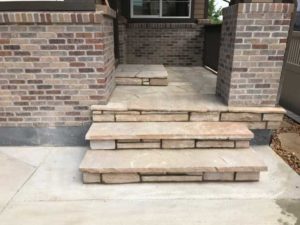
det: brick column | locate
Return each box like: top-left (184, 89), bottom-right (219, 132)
top-left (216, 3), bottom-right (294, 106)
top-left (0, 10), bottom-right (116, 127)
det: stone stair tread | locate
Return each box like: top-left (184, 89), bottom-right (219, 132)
top-left (85, 122), bottom-right (254, 140)
top-left (115, 64), bottom-right (168, 79)
top-left (79, 148), bottom-right (267, 174)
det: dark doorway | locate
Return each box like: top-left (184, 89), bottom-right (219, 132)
top-left (203, 24), bottom-right (222, 72)
top-left (109, 0), bottom-right (120, 63)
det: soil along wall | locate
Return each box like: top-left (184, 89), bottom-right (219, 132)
top-left (0, 9), bottom-right (116, 145)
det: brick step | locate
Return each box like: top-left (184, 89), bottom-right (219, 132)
top-left (86, 122), bottom-right (253, 150)
top-left (79, 148), bottom-right (267, 184)
top-left (115, 64), bottom-right (168, 86)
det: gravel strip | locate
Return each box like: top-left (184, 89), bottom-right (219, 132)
top-left (270, 116), bottom-right (300, 175)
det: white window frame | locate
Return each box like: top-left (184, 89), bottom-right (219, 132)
top-left (130, 0), bottom-right (192, 19)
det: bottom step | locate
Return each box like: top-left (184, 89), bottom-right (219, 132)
top-left (79, 149), bottom-right (267, 184)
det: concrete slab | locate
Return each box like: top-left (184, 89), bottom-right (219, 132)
top-left (0, 152), bottom-right (35, 212)
top-left (0, 147), bottom-right (50, 167)
top-left (0, 145), bottom-right (299, 224)
top-left (10, 146), bottom-right (300, 202)
top-left (0, 199), bottom-right (298, 225)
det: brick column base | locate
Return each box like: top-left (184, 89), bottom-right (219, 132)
top-left (216, 3), bottom-right (294, 106)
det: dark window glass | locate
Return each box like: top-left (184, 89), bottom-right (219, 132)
top-left (132, 0), bottom-right (191, 18)
top-left (295, 9), bottom-right (300, 31)
top-left (133, 0), bottom-right (160, 16)
top-left (162, 0), bottom-right (190, 17)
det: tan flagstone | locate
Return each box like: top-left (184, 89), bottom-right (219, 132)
top-left (85, 122), bottom-right (254, 141)
top-left (79, 149), bottom-right (267, 174)
top-left (102, 173), bottom-right (140, 184)
top-left (142, 175), bottom-right (203, 182)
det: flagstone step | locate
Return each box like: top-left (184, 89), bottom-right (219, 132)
top-left (79, 148), bottom-right (267, 184)
top-left (92, 103), bottom-right (285, 130)
top-left (86, 122), bottom-right (254, 150)
top-left (115, 64), bottom-right (168, 86)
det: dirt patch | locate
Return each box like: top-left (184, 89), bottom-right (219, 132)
top-left (271, 116), bottom-right (300, 175)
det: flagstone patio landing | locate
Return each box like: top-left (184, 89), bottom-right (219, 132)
top-left (92, 67), bottom-right (285, 132)
top-left (112, 66), bottom-right (220, 111)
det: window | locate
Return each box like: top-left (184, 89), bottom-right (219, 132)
top-left (294, 0), bottom-right (300, 31)
top-left (131, 0), bottom-right (192, 18)
top-left (0, 0), bottom-right (96, 11)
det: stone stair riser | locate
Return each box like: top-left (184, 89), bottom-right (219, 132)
top-left (116, 77), bottom-right (168, 86)
top-left (93, 111), bottom-right (284, 130)
top-left (90, 139), bottom-right (250, 150)
top-left (82, 171), bottom-right (260, 184)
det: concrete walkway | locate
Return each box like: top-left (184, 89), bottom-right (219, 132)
top-left (0, 146), bottom-right (299, 225)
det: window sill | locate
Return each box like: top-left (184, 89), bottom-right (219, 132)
top-left (128, 18), bottom-right (197, 23)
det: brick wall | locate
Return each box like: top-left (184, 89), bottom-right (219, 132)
top-left (0, 11), bottom-right (116, 127)
top-left (125, 23), bottom-right (204, 66)
top-left (118, 16), bottom-right (127, 64)
top-left (194, 0), bottom-right (207, 21)
top-left (217, 3), bottom-right (294, 106)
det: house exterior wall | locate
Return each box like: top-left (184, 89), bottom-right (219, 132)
top-left (118, 16), bottom-right (127, 64)
top-left (0, 11), bottom-right (116, 128)
top-left (217, 3), bottom-right (294, 106)
top-left (125, 23), bottom-right (205, 66)
top-left (194, 0), bottom-right (207, 21)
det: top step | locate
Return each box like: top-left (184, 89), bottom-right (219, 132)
top-left (86, 122), bottom-right (253, 141)
top-left (115, 64), bottom-right (168, 86)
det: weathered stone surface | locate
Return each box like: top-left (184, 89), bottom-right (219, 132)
top-left (228, 107), bottom-right (286, 114)
top-left (263, 114), bottom-right (284, 122)
top-left (79, 149), bottom-right (268, 174)
top-left (116, 78), bottom-right (142, 85)
top-left (90, 140), bottom-right (116, 150)
top-left (196, 141), bottom-right (235, 148)
top-left (235, 141), bottom-right (250, 148)
top-left (203, 172), bottom-right (234, 181)
top-left (102, 173), bottom-right (140, 184)
top-left (246, 122), bottom-right (266, 129)
top-left (115, 114), bottom-right (188, 122)
top-left (93, 114), bottom-right (115, 122)
top-left (267, 122), bottom-right (282, 129)
top-left (149, 78), bottom-right (168, 86)
top-left (235, 172), bottom-right (260, 181)
top-left (221, 113), bottom-right (262, 122)
top-left (85, 122), bottom-right (254, 141)
top-left (162, 140), bottom-right (195, 149)
top-left (104, 111), bottom-right (140, 115)
top-left (117, 139), bottom-right (141, 143)
top-left (190, 112), bottom-right (220, 122)
top-left (142, 175), bottom-right (203, 182)
top-left (117, 142), bottom-right (160, 149)
top-left (93, 111), bottom-right (103, 115)
top-left (115, 64), bottom-right (168, 86)
top-left (82, 172), bottom-right (101, 184)
top-left (91, 102), bottom-right (128, 111)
